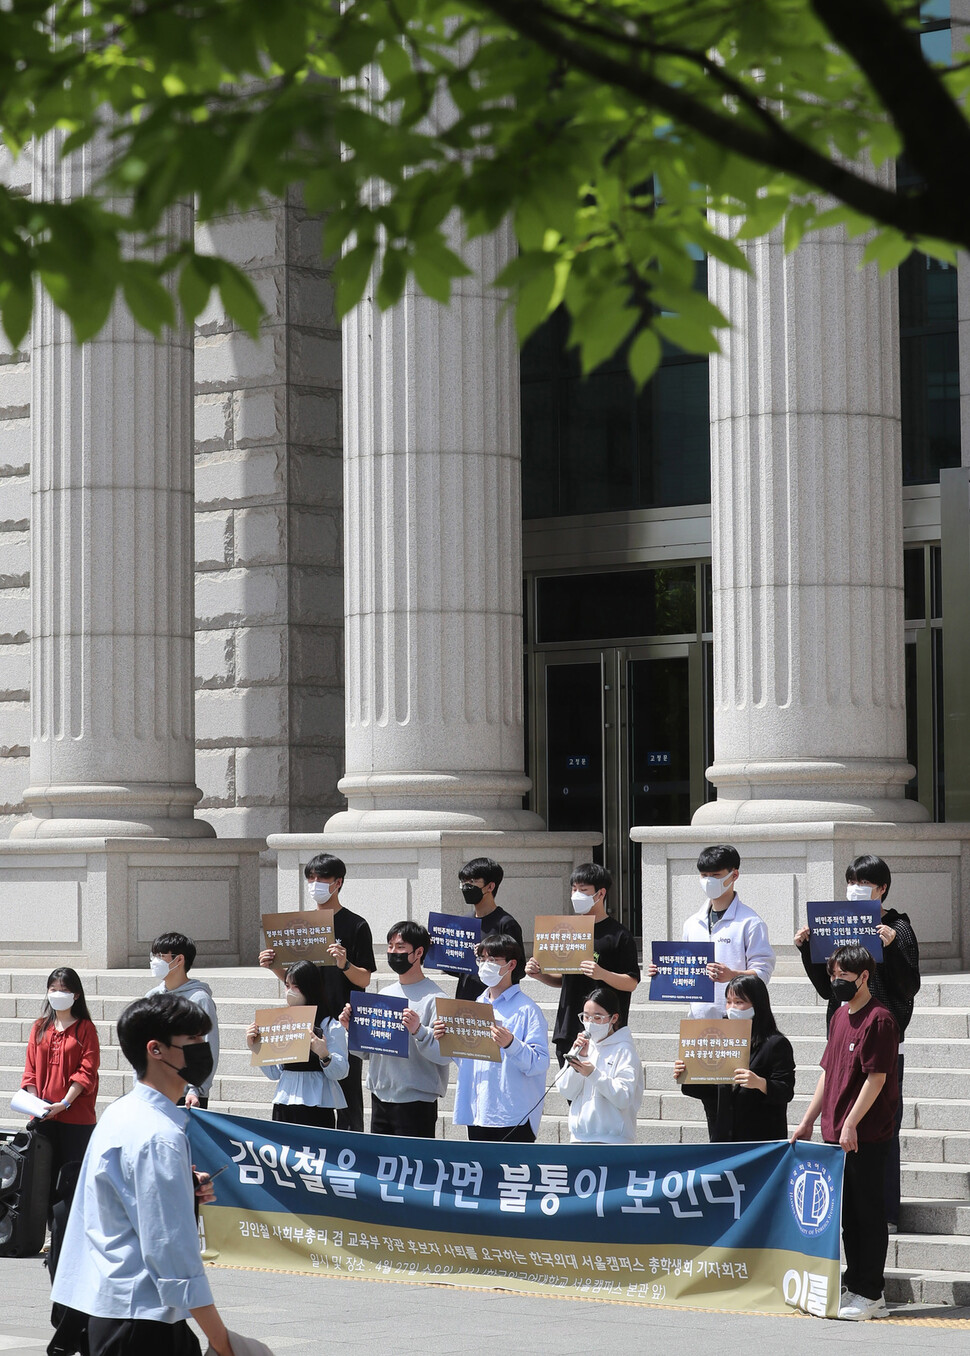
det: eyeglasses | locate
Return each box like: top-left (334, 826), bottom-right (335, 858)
top-left (576, 1013), bottom-right (611, 1024)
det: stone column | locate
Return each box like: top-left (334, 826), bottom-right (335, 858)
top-left (694, 203), bottom-right (929, 825)
top-left (13, 135), bottom-right (212, 838)
top-left (325, 222), bottom-right (543, 832)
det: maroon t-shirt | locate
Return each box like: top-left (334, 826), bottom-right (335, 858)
top-left (820, 998), bottom-right (899, 1144)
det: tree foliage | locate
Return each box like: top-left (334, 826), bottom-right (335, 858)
top-left (0, 0), bottom-right (966, 378)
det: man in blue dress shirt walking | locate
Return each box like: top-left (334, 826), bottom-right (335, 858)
top-left (51, 993), bottom-right (234, 1356)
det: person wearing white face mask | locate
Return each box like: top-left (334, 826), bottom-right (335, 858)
top-left (559, 988), bottom-right (644, 1144)
top-left (146, 931), bottom-right (219, 1109)
top-left (672, 975), bottom-right (795, 1142)
top-left (526, 863), bottom-right (640, 1066)
top-left (433, 935), bottom-right (550, 1142)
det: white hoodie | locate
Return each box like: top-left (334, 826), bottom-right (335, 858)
top-left (559, 1026), bottom-right (644, 1145)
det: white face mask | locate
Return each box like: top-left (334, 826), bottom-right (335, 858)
top-left (702, 873), bottom-right (733, 900)
top-left (308, 881), bottom-right (335, 905)
top-left (477, 960), bottom-right (507, 988)
top-left (726, 1006), bottom-right (753, 1021)
top-left (47, 991), bottom-right (76, 1012)
top-left (582, 1017), bottom-right (613, 1042)
top-left (846, 883), bottom-right (875, 902)
top-left (571, 890), bottom-right (595, 914)
top-left (149, 956), bottom-right (175, 980)
top-left (285, 989), bottom-right (305, 1006)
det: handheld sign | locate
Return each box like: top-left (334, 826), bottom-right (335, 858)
top-left (425, 912), bottom-right (482, 975)
top-left (348, 992), bottom-right (409, 1059)
top-left (434, 997), bottom-right (501, 1062)
top-left (532, 915), bottom-right (595, 975)
top-left (649, 941), bottom-right (715, 1003)
top-left (250, 1006), bottom-right (315, 1068)
top-left (806, 902), bottom-right (883, 963)
top-left (678, 1018), bottom-right (751, 1085)
top-left (261, 910), bottom-right (336, 966)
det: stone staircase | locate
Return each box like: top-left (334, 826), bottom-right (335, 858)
top-left (1, 965), bottom-right (968, 1304)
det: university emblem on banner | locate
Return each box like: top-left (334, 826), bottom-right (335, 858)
top-left (787, 1160), bottom-right (836, 1238)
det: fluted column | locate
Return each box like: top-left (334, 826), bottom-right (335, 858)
top-left (695, 198), bottom-right (929, 825)
top-left (13, 135), bottom-right (212, 838)
top-left (327, 222), bottom-right (543, 832)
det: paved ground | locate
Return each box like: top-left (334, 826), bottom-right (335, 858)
top-left (2, 1255), bottom-right (969, 1356)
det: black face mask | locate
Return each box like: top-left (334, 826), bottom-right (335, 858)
top-left (160, 1041), bottom-right (213, 1086)
top-left (830, 976), bottom-right (860, 1004)
top-left (386, 951), bottom-right (415, 975)
top-left (460, 883), bottom-right (484, 907)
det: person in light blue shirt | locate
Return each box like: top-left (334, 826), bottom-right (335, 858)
top-left (51, 993), bottom-right (234, 1356)
top-left (433, 934), bottom-right (549, 1142)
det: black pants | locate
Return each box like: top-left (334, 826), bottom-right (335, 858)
top-left (370, 1095), bottom-right (439, 1138)
top-left (336, 1054), bottom-right (364, 1132)
top-left (467, 1124), bottom-right (536, 1143)
top-left (87, 1317), bottom-right (202, 1356)
top-left (885, 1052), bottom-right (904, 1226)
top-left (272, 1103), bottom-right (336, 1129)
top-left (35, 1120), bottom-right (94, 1222)
top-left (837, 1138), bottom-right (890, 1301)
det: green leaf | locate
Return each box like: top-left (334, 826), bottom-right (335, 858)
top-left (0, 280), bottom-right (32, 351)
top-left (121, 261), bottom-right (175, 336)
top-left (177, 257), bottom-right (212, 326)
top-left (214, 260), bottom-right (264, 338)
top-left (629, 328), bottom-right (662, 388)
top-left (333, 240), bottom-right (377, 319)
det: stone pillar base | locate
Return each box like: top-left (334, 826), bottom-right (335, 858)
top-left (267, 830), bottom-right (601, 947)
top-left (632, 822), bottom-right (970, 972)
top-left (0, 838), bottom-right (264, 968)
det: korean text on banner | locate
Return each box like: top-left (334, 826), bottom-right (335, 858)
top-left (348, 992), bottom-right (409, 1059)
top-left (261, 911), bottom-right (336, 966)
top-left (650, 942), bottom-right (715, 1003)
top-left (533, 916), bottom-right (595, 975)
top-left (425, 913), bottom-right (482, 975)
top-left (805, 903), bottom-right (883, 964)
top-left (250, 1007), bottom-right (315, 1068)
top-left (188, 1111), bottom-right (845, 1319)
top-left (678, 1019), bottom-right (751, 1085)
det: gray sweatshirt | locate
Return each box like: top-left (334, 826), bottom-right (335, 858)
top-left (365, 975), bottom-right (450, 1104)
top-left (146, 975), bottom-right (219, 1096)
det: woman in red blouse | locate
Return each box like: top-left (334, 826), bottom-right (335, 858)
top-left (22, 967), bottom-right (100, 1213)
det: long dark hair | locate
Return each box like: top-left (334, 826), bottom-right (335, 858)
top-left (35, 967), bottom-right (92, 1040)
top-left (285, 960), bottom-right (334, 1025)
top-left (724, 974), bottom-right (778, 1055)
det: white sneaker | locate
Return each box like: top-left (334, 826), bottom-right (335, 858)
top-left (838, 1292), bottom-right (889, 1321)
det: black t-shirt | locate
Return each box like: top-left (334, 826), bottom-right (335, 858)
top-left (454, 904), bottom-right (525, 1002)
top-left (553, 915), bottom-right (641, 1050)
top-left (318, 906), bottom-right (377, 1016)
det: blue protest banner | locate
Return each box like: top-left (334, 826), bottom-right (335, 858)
top-left (650, 941), bottom-right (715, 1003)
top-left (425, 912), bottom-right (481, 975)
top-left (806, 902), bottom-right (883, 964)
top-left (188, 1110), bottom-right (844, 1318)
top-left (348, 991), bottom-right (408, 1058)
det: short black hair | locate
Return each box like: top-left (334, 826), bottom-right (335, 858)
top-left (304, 853), bottom-right (346, 882)
top-left (570, 862), bottom-right (612, 894)
top-left (387, 920), bottom-right (430, 958)
top-left (284, 960), bottom-right (331, 1020)
top-left (584, 985), bottom-right (623, 1021)
top-left (151, 932), bottom-right (197, 973)
top-left (459, 858), bottom-right (504, 894)
top-left (476, 932), bottom-right (524, 966)
top-left (827, 944), bottom-right (876, 982)
top-left (118, 993), bottom-right (211, 1077)
top-left (845, 854), bottom-right (892, 901)
top-left (697, 845), bottom-right (741, 873)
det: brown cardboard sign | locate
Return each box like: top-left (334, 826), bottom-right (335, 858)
top-left (261, 910), bottom-right (336, 966)
top-left (434, 997), bottom-right (501, 1063)
top-left (532, 915), bottom-right (595, 975)
top-left (678, 1018), bottom-right (751, 1085)
top-left (249, 1005), bottom-right (316, 1067)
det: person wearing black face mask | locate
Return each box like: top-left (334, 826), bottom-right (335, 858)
top-left (451, 858), bottom-right (524, 1001)
top-left (791, 945), bottom-right (899, 1322)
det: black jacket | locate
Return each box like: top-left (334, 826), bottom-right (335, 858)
top-left (682, 1031), bottom-right (796, 1142)
top-left (797, 908), bottom-right (920, 1039)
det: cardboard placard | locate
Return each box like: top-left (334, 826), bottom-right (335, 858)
top-left (806, 902), bottom-right (883, 964)
top-left (678, 1018), bottom-right (751, 1085)
top-left (348, 992), bottom-right (409, 1058)
top-left (532, 915), bottom-right (595, 975)
top-left (249, 1006), bottom-right (316, 1067)
top-left (425, 912), bottom-right (482, 975)
top-left (261, 910), bottom-right (337, 966)
top-left (649, 940), bottom-right (715, 1003)
top-left (434, 997), bottom-right (501, 1062)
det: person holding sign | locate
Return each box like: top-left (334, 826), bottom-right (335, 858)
top-left (247, 960), bottom-right (349, 1129)
top-left (451, 857), bottom-right (525, 1000)
top-left (434, 934), bottom-right (549, 1142)
top-left (259, 853), bottom-right (376, 1132)
top-left (526, 863), bottom-right (640, 1066)
top-left (791, 945), bottom-right (900, 1322)
top-left (673, 976), bottom-right (795, 1142)
top-left (558, 987), bottom-right (644, 1144)
top-left (793, 853), bottom-right (919, 1233)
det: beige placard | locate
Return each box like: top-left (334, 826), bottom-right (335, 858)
top-left (435, 997), bottom-right (501, 1063)
top-left (678, 1018), bottom-right (751, 1085)
top-left (532, 914), bottom-right (595, 975)
top-left (249, 1005), bottom-right (316, 1067)
top-left (261, 910), bottom-right (336, 965)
